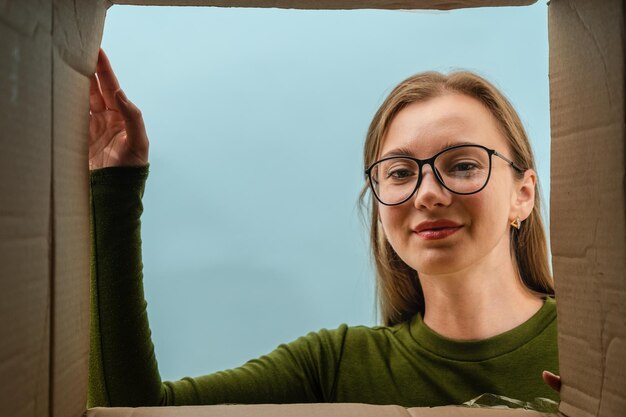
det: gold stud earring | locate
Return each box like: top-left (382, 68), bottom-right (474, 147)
top-left (510, 217), bottom-right (521, 230)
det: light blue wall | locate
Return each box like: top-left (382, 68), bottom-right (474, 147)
top-left (101, 3), bottom-right (550, 381)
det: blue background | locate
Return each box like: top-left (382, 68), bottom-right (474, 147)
top-left (101, 3), bottom-right (550, 381)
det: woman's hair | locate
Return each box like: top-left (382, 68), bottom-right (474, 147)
top-left (359, 71), bottom-right (554, 327)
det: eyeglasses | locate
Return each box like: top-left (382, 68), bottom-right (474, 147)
top-left (365, 144), bottom-right (525, 206)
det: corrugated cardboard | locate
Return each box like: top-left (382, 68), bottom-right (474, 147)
top-left (51, 1), bottom-right (108, 416)
top-left (87, 404), bottom-right (551, 417)
top-left (1, 0), bottom-right (624, 416)
top-left (548, 1), bottom-right (626, 416)
top-left (0, 1), bottom-right (52, 416)
top-left (108, 0), bottom-right (535, 9)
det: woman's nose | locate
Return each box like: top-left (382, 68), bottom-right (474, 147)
top-left (413, 165), bottom-right (452, 210)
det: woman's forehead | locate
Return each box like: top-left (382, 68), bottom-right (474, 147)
top-left (379, 93), bottom-right (505, 158)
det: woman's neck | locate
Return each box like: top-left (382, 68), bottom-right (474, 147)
top-left (419, 252), bottom-right (544, 341)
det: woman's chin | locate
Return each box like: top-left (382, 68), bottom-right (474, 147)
top-left (410, 250), bottom-right (468, 276)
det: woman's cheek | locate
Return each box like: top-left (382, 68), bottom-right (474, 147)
top-left (462, 190), bottom-right (504, 239)
top-left (379, 206), bottom-right (410, 248)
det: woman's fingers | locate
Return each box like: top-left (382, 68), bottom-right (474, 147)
top-left (96, 48), bottom-right (122, 110)
top-left (542, 370), bottom-right (561, 393)
top-left (115, 90), bottom-right (149, 163)
top-left (89, 73), bottom-right (106, 113)
top-left (89, 47), bottom-right (150, 167)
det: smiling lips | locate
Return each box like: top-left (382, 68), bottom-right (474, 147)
top-left (414, 220), bottom-right (463, 240)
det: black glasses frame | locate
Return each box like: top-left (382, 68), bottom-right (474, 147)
top-left (365, 144), bottom-right (526, 206)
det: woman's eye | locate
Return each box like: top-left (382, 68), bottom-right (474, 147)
top-left (450, 162), bottom-right (479, 172)
top-left (387, 168), bottom-right (416, 180)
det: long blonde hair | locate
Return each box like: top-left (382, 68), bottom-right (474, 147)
top-left (359, 71), bottom-right (554, 326)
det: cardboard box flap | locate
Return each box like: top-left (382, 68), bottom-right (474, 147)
top-left (51, 1), bottom-right (108, 417)
top-left (109, 0), bottom-right (536, 10)
top-left (87, 404), bottom-right (550, 417)
top-left (3, 0), bottom-right (626, 416)
top-left (548, 0), bottom-right (626, 416)
top-left (53, 0), bottom-right (108, 77)
top-left (0, 0), bottom-right (51, 36)
top-left (0, 1), bottom-right (52, 416)
top-left (408, 408), bottom-right (550, 417)
top-left (87, 404), bottom-right (412, 417)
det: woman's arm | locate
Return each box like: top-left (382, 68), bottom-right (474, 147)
top-left (87, 50), bottom-right (346, 407)
top-left (89, 165), bottom-right (159, 406)
top-left (88, 166), bottom-right (347, 406)
top-left (88, 47), bottom-right (154, 406)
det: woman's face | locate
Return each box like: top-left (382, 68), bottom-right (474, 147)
top-left (377, 92), bottom-right (534, 276)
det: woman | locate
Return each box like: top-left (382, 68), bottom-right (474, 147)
top-left (88, 48), bottom-right (561, 408)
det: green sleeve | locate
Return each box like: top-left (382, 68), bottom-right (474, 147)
top-left (88, 166), bottom-right (347, 407)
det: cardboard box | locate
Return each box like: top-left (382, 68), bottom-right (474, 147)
top-left (0, 0), bottom-right (624, 416)
top-left (87, 404), bottom-right (552, 416)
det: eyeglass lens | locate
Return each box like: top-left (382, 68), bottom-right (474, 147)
top-left (371, 146), bottom-right (491, 205)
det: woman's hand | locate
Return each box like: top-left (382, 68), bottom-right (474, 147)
top-left (542, 370), bottom-right (561, 393)
top-left (89, 48), bottom-right (149, 170)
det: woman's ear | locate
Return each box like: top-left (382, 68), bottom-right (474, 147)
top-left (511, 169), bottom-right (536, 222)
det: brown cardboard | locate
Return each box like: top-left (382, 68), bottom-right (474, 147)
top-left (548, 1), bottom-right (626, 416)
top-left (108, 0), bottom-right (535, 9)
top-left (0, 2), bottom-right (52, 417)
top-left (51, 45), bottom-right (91, 416)
top-left (50, 1), bottom-right (108, 416)
top-left (87, 404), bottom-right (551, 417)
top-left (1, 0), bottom-right (625, 417)
top-left (87, 404), bottom-right (412, 417)
top-left (49, 2), bottom-right (108, 416)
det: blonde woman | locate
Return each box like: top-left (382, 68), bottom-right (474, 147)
top-left (89, 48), bottom-right (560, 408)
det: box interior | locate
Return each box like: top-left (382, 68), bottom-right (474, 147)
top-left (0, 0), bottom-right (624, 416)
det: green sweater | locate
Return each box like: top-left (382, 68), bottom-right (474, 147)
top-left (88, 165), bottom-right (559, 408)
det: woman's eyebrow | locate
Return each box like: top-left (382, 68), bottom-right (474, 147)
top-left (379, 140), bottom-right (477, 159)
top-left (439, 140), bottom-right (476, 150)
top-left (380, 146), bottom-right (414, 159)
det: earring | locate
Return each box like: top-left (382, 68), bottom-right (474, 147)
top-left (510, 216), bottom-right (522, 230)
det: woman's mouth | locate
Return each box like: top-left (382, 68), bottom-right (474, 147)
top-left (413, 220), bottom-right (463, 240)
